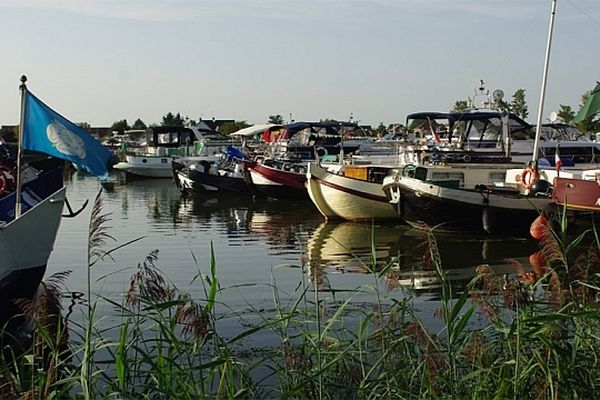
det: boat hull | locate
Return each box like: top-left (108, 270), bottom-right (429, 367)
top-left (113, 155), bottom-right (175, 179)
top-left (173, 167), bottom-right (250, 194)
top-left (0, 185), bottom-right (65, 319)
top-left (244, 161), bottom-right (308, 199)
top-left (383, 176), bottom-right (549, 234)
top-left (306, 162), bottom-right (397, 221)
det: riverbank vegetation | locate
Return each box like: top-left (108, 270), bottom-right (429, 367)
top-left (1, 191), bottom-right (600, 399)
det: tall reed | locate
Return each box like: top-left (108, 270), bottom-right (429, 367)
top-left (2, 192), bottom-right (600, 399)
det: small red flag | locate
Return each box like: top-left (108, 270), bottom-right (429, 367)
top-left (555, 148), bottom-right (563, 170)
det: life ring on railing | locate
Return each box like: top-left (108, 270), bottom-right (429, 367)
top-left (0, 165), bottom-right (15, 196)
top-left (316, 146), bottom-right (328, 158)
top-left (520, 167), bottom-right (539, 189)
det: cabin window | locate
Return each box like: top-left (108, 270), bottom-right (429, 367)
top-left (430, 172), bottom-right (465, 187)
top-left (489, 171), bottom-right (506, 184)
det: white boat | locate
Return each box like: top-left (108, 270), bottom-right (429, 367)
top-left (3, 76), bottom-right (113, 323)
top-left (113, 125), bottom-right (233, 179)
top-left (306, 161), bottom-right (398, 220)
top-left (0, 159), bottom-right (66, 319)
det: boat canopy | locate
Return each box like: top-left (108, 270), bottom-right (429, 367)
top-left (406, 111), bottom-right (531, 144)
top-left (148, 126), bottom-right (196, 148)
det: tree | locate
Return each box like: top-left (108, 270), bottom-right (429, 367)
top-left (268, 115), bottom-right (283, 124)
top-left (557, 104), bottom-right (575, 124)
top-left (375, 122), bottom-right (388, 138)
top-left (77, 122), bottom-right (91, 130)
top-left (510, 89), bottom-right (528, 119)
top-left (451, 100), bottom-right (469, 113)
top-left (110, 119), bottom-right (130, 134)
top-left (162, 112), bottom-right (184, 127)
top-left (131, 118), bottom-right (147, 130)
top-left (575, 91), bottom-right (600, 134)
top-left (218, 121), bottom-right (251, 135)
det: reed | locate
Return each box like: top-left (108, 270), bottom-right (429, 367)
top-left (2, 192), bottom-right (600, 399)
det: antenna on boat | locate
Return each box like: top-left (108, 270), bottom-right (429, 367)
top-left (531, 0), bottom-right (558, 169)
top-left (15, 75), bottom-right (27, 218)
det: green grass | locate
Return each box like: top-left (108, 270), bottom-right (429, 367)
top-left (2, 190), bottom-right (600, 399)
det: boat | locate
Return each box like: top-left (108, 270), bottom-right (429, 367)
top-left (172, 146), bottom-right (251, 195)
top-left (530, 83), bottom-right (600, 237)
top-left (383, 0), bottom-right (561, 235)
top-left (113, 125), bottom-right (233, 179)
top-left (306, 109), bottom-right (530, 222)
top-left (382, 163), bottom-right (559, 234)
top-left (306, 161), bottom-right (398, 220)
top-left (244, 121), bottom-right (367, 199)
top-left (0, 76), bottom-right (112, 323)
top-left (0, 157), bottom-right (66, 321)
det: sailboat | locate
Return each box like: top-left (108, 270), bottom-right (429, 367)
top-left (0, 76), bottom-right (111, 322)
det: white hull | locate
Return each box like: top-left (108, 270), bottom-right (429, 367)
top-left (306, 162), bottom-right (397, 221)
top-left (113, 155), bottom-right (175, 178)
top-left (0, 187), bottom-right (66, 285)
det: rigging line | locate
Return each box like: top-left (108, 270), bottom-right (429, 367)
top-left (566, 0), bottom-right (600, 29)
top-left (486, 4), bottom-right (546, 81)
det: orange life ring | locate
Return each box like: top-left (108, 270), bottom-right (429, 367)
top-left (520, 167), bottom-right (539, 189)
top-left (0, 165), bottom-right (15, 196)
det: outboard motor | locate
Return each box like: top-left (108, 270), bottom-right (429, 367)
top-left (529, 179), bottom-right (552, 196)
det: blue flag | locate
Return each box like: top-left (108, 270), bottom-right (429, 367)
top-left (22, 90), bottom-right (112, 179)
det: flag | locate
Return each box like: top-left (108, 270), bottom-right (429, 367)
top-left (22, 90), bottom-right (112, 179)
top-left (554, 146), bottom-right (563, 171)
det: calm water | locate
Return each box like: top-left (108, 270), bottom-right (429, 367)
top-left (47, 170), bottom-right (539, 335)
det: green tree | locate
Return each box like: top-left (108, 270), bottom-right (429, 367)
top-left (575, 91), bottom-right (600, 133)
top-left (557, 104), bottom-right (575, 124)
top-left (375, 122), bottom-right (388, 137)
top-left (510, 89), bottom-right (528, 119)
top-left (77, 122), bottom-right (91, 130)
top-left (110, 119), bottom-right (130, 134)
top-left (131, 118), bottom-right (147, 130)
top-left (218, 121), bottom-right (251, 135)
top-left (268, 115), bottom-right (283, 124)
top-left (162, 112), bottom-right (184, 127)
top-left (451, 100), bottom-right (469, 113)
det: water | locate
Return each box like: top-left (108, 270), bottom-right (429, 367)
top-left (47, 171), bottom-right (540, 335)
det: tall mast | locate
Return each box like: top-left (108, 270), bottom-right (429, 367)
top-left (531, 0), bottom-right (558, 166)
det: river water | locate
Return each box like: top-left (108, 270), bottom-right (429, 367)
top-left (47, 171), bottom-right (539, 337)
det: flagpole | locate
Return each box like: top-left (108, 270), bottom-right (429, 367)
top-left (16, 75), bottom-right (27, 218)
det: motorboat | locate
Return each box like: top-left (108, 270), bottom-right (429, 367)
top-left (306, 109), bottom-right (531, 222)
top-left (244, 121), bottom-right (367, 199)
top-left (113, 125), bottom-right (234, 179)
top-left (0, 156), bottom-right (66, 321)
top-left (381, 163), bottom-right (561, 234)
top-left (172, 146), bottom-right (251, 195)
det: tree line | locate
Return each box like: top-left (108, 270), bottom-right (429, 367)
top-left (99, 84), bottom-right (600, 139)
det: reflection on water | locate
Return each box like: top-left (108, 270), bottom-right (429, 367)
top-left (306, 220), bottom-right (538, 296)
top-left (50, 172), bottom-right (541, 325)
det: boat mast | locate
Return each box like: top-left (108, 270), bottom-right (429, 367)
top-left (15, 75), bottom-right (27, 218)
top-left (531, 0), bottom-right (558, 166)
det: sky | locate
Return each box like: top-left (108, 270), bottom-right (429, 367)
top-left (0, 0), bottom-right (599, 128)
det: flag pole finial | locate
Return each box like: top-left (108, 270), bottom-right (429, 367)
top-left (19, 75), bottom-right (27, 89)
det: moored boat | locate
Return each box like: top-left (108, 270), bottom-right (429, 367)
top-left (172, 146), bottom-right (251, 195)
top-left (382, 163), bottom-right (557, 234)
top-left (306, 161), bottom-right (398, 220)
top-left (113, 125), bottom-right (232, 179)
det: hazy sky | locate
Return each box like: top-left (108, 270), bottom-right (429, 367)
top-left (1, 0), bottom-right (598, 127)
